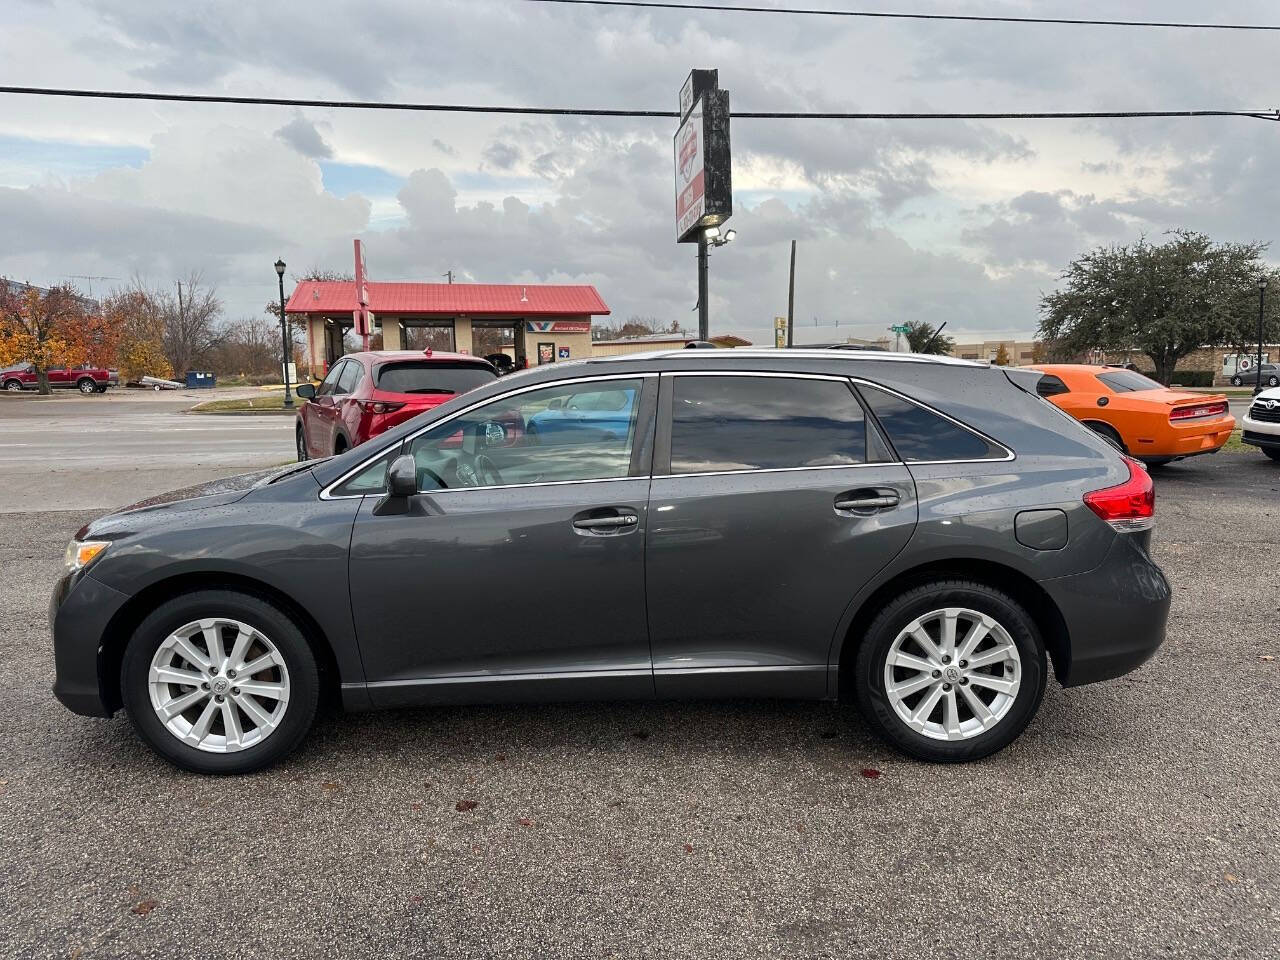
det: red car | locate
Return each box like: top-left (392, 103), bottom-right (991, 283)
top-left (2, 361), bottom-right (117, 393)
top-left (295, 350), bottom-right (498, 460)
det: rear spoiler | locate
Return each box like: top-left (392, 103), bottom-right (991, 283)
top-left (1002, 367), bottom-right (1044, 394)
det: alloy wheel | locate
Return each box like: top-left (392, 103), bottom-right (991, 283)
top-left (883, 607), bottom-right (1022, 741)
top-left (147, 617), bottom-right (291, 753)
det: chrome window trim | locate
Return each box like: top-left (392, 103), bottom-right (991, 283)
top-left (849, 376), bottom-right (1016, 464)
top-left (653, 462), bottom-right (901, 481)
top-left (319, 371), bottom-right (657, 500)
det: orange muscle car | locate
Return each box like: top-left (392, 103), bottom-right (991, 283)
top-left (1026, 364), bottom-right (1235, 464)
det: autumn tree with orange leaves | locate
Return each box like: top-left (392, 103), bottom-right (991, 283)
top-left (0, 282), bottom-right (98, 394)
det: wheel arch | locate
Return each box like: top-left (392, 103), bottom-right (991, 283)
top-left (98, 571), bottom-right (343, 715)
top-left (832, 558), bottom-right (1070, 698)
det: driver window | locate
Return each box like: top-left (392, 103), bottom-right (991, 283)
top-left (405, 378), bottom-right (644, 491)
top-left (316, 361), bottom-right (345, 397)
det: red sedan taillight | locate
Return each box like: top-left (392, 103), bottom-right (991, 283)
top-left (1169, 401), bottom-right (1228, 421)
top-left (1083, 458), bottom-right (1155, 532)
top-left (362, 400), bottom-right (405, 415)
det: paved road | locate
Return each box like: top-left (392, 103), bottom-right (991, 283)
top-left (1, 443), bottom-right (1277, 958)
top-left (0, 391), bottom-right (293, 512)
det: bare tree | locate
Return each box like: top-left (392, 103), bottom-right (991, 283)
top-left (162, 273), bottom-right (224, 375)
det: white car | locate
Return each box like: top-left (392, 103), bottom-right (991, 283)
top-left (1241, 386), bottom-right (1280, 461)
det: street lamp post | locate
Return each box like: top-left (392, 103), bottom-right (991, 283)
top-left (1257, 276), bottom-right (1268, 396)
top-left (275, 259), bottom-right (293, 409)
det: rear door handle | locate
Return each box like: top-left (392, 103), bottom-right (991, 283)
top-left (835, 492), bottom-right (901, 512)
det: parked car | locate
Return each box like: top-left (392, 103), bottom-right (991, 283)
top-left (2, 361), bottom-right (115, 393)
top-left (1241, 387), bottom-right (1280, 460)
top-left (51, 350), bottom-right (1171, 773)
top-left (1230, 363), bottom-right (1279, 388)
top-left (294, 350), bottom-right (496, 460)
top-left (1026, 364), bottom-right (1235, 465)
top-left (524, 382), bottom-right (635, 442)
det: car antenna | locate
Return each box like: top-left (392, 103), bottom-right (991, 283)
top-left (921, 321), bottom-right (948, 354)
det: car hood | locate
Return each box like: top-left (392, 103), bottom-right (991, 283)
top-left (1252, 386), bottom-right (1280, 402)
top-left (77, 462), bottom-right (320, 540)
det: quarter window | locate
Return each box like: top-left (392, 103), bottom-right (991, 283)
top-left (668, 376), bottom-right (867, 474)
top-left (1096, 370), bottom-right (1162, 393)
top-left (404, 378), bottom-right (644, 491)
top-left (859, 384), bottom-right (1005, 462)
top-left (1036, 375), bottom-right (1070, 398)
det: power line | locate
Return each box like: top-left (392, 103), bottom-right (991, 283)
top-left (519, 0), bottom-right (1280, 32)
top-left (1, 85), bottom-right (1277, 122)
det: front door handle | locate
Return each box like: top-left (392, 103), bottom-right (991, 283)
top-left (573, 514), bottom-right (639, 530)
top-left (835, 491), bottom-right (901, 513)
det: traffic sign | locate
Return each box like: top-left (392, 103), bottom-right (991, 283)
top-left (890, 324), bottom-right (909, 334)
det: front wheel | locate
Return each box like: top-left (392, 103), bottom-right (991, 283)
top-left (296, 425), bottom-right (309, 462)
top-left (1264, 447), bottom-right (1280, 462)
top-left (77, 377), bottom-right (96, 394)
top-left (1231, 375), bottom-right (1244, 387)
top-left (120, 590), bottom-right (319, 774)
top-left (3, 379), bottom-right (22, 392)
top-left (852, 581), bottom-right (1047, 762)
top-left (1269, 376), bottom-right (1279, 388)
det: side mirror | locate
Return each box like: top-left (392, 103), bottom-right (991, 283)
top-left (296, 382), bottom-right (316, 400)
top-left (387, 454), bottom-right (418, 498)
top-left (481, 420), bottom-right (507, 447)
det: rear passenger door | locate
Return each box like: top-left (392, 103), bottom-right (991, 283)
top-left (645, 372), bottom-right (918, 699)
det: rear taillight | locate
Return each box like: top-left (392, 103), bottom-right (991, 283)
top-left (1083, 458), bottom-right (1155, 532)
top-left (362, 400), bottom-right (405, 415)
top-left (1170, 401), bottom-right (1228, 421)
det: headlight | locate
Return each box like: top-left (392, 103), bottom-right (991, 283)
top-left (64, 540), bottom-right (109, 575)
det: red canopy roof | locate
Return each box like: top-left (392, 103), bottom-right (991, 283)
top-left (285, 281), bottom-right (610, 317)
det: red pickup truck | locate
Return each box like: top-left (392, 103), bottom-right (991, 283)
top-left (1, 362), bottom-right (119, 394)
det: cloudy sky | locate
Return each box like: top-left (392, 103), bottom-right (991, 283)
top-left (2, 0), bottom-right (1278, 345)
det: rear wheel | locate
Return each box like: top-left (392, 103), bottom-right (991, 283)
top-left (1231, 375), bottom-right (1244, 387)
top-left (334, 436), bottom-right (348, 456)
top-left (1085, 421), bottom-right (1127, 455)
top-left (852, 580), bottom-right (1047, 762)
top-left (77, 377), bottom-right (96, 395)
top-left (1269, 375), bottom-right (1279, 388)
top-left (120, 590), bottom-right (319, 774)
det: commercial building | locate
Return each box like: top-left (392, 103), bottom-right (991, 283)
top-left (285, 281), bottom-right (610, 373)
top-left (949, 340), bottom-right (1040, 365)
top-left (591, 332), bottom-right (751, 356)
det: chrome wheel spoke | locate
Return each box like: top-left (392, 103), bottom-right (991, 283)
top-left (236, 679), bottom-right (286, 700)
top-left (149, 617), bottom-right (290, 754)
top-left (883, 606), bottom-right (1022, 742)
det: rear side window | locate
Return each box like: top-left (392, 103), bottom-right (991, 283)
top-left (336, 361), bottom-right (362, 394)
top-left (859, 384), bottom-right (1006, 462)
top-left (376, 361), bottom-right (495, 395)
top-left (669, 376), bottom-right (866, 474)
top-left (1036, 375), bottom-right (1069, 398)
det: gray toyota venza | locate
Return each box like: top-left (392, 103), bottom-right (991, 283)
top-left (50, 351), bottom-right (1171, 773)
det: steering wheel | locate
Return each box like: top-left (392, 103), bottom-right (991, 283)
top-left (474, 454), bottom-right (504, 486)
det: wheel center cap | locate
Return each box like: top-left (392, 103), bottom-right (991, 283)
top-left (211, 677), bottom-right (230, 695)
top-left (943, 666), bottom-right (961, 683)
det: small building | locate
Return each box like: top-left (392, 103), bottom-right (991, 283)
top-left (285, 281), bottom-right (610, 373)
top-left (591, 332), bottom-right (752, 357)
top-left (949, 340), bottom-right (1040, 365)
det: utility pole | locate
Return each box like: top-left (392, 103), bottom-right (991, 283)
top-left (1257, 277), bottom-right (1267, 394)
top-left (697, 234), bottom-right (710, 341)
top-left (786, 240), bottom-right (796, 348)
top-left (443, 270), bottom-right (453, 284)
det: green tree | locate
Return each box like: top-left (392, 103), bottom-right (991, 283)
top-left (903, 320), bottom-right (955, 355)
top-left (1039, 230), bottom-right (1280, 384)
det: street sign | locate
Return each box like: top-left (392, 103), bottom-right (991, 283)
top-left (890, 324), bottom-right (909, 334)
top-left (774, 316), bottom-right (787, 349)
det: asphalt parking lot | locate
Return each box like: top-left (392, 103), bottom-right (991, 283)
top-left (1, 397), bottom-right (1277, 958)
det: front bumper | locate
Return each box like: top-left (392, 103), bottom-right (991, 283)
top-left (1040, 532), bottom-right (1171, 687)
top-left (49, 571), bottom-right (130, 717)
top-left (1241, 414), bottom-right (1280, 448)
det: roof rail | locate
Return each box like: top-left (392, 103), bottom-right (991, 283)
top-left (586, 348), bottom-right (988, 367)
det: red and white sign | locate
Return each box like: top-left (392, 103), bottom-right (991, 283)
top-left (674, 101), bottom-right (705, 240)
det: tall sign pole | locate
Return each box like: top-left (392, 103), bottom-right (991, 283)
top-left (786, 240), bottom-right (796, 348)
top-left (675, 69), bottom-right (732, 343)
top-left (353, 238), bottom-right (371, 351)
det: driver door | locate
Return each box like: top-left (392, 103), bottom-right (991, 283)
top-left (346, 374), bottom-right (658, 707)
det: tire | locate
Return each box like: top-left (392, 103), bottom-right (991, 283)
top-left (1085, 421), bottom-right (1127, 455)
top-left (3, 379), bottom-right (22, 392)
top-left (296, 425), bottom-right (309, 462)
top-left (1269, 376), bottom-right (1279, 388)
top-left (1264, 447), bottom-right (1280, 462)
top-left (852, 580), bottom-right (1048, 762)
top-left (120, 590), bottom-right (320, 774)
top-left (77, 377), bottom-right (96, 395)
top-left (95, 385), bottom-right (107, 393)
top-left (334, 437), bottom-right (348, 456)
top-left (1231, 376), bottom-right (1244, 387)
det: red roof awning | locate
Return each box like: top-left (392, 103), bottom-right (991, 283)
top-left (285, 281), bottom-right (610, 317)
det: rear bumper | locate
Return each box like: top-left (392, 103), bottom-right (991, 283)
top-left (1040, 533), bottom-right (1171, 687)
top-left (1137, 416), bottom-right (1234, 459)
top-left (49, 572), bottom-right (130, 717)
